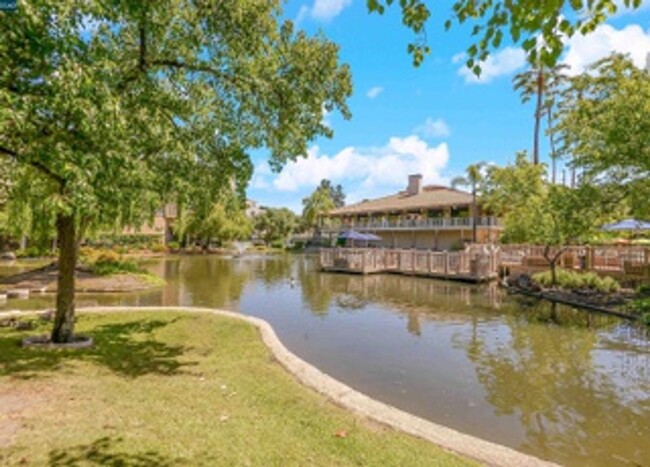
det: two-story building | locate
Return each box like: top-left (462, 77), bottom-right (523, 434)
top-left (321, 174), bottom-right (501, 250)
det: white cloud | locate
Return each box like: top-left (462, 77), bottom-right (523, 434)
top-left (366, 86), bottom-right (384, 99)
top-left (413, 117), bottom-right (450, 139)
top-left (451, 52), bottom-right (466, 64)
top-left (310, 0), bottom-right (352, 21)
top-left (295, 5), bottom-right (310, 26)
top-left (563, 24), bottom-right (650, 74)
top-left (253, 136), bottom-right (450, 203)
top-left (457, 47), bottom-right (526, 84)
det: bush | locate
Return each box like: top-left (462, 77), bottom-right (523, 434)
top-left (167, 241), bottom-right (180, 251)
top-left (150, 243), bottom-right (167, 253)
top-left (533, 269), bottom-right (620, 293)
top-left (16, 246), bottom-right (56, 258)
top-left (92, 258), bottom-right (144, 276)
top-left (628, 298), bottom-right (650, 315)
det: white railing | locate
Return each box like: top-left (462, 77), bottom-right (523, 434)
top-left (322, 216), bottom-right (500, 231)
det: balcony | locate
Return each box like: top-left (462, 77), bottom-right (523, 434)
top-left (321, 216), bottom-right (501, 232)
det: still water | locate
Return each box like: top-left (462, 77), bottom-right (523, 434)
top-left (2, 254), bottom-right (649, 466)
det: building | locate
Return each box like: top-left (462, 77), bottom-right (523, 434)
top-left (321, 174), bottom-right (502, 250)
top-left (245, 199), bottom-right (265, 218)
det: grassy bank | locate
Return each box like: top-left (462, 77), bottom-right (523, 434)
top-left (0, 311), bottom-right (472, 466)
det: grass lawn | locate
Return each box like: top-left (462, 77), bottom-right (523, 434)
top-left (0, 311), bottom-right (474, 466)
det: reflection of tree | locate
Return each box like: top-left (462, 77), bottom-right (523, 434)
top-left (256, 255), bottom-right (292, 286)
top-left (454, 313), bottom-right (650, 465)
top-left (178, 257), bottom-right (249, 308)
top-left (297, 259), bottom-right (333, 315)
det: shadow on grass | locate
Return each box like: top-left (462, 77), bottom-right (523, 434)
top-left (0, 318), bottom-right (195, 379)
top-left (49, 436), bottom-right (178, 466)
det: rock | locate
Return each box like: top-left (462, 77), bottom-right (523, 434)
top-left (0, 252), bottom-right (16, 261)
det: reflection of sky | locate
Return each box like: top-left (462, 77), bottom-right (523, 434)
top-left (592, 327), bottom-right (650, 406)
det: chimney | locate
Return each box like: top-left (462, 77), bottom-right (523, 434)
top-left (407, 174), bottom-right (422, 195)
top-left (646, 52), bottom-right (650, 72)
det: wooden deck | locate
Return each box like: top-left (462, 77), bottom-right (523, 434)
top-left (320, 248), bottom-right (500, 283)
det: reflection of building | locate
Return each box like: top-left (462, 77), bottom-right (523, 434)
top-left (321, 174), bottom-right (502, 250)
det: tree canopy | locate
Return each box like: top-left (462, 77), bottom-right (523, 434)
top-left (368, 0), bottom-right (646, 69)
top-left (0, 0), bottom-right (351, 342)
top-left (555, 53), bottom-right (650, 217)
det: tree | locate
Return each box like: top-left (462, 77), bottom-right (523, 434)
top-left (483, 154), bottom-right (622, 284)
top-left (368, 0), bottom-right (645, 69)
top-left (254, 208), bottom-right (298, 247)
top-left (555, 53), bottom-right (650, 217)
top-left (184, 202), bottom-right (252, 250)
top-left (317, 179), bottom-right (345, 208)
top-left (451, 162), bottom-right (486, 243)
top-left (302, 184), bottom-right (336, 231)
top-left (0, 1), bottom-right (351, 342)
top-left (513, 63), bottom-right (568, 168)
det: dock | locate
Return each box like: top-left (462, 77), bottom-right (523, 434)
top-left (320, 248), bottom-right (500, 283)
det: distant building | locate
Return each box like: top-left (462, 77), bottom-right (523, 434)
top-left (122, 204), bottom-right (177, 244)
top-left (245, 199), bottom-right (265, 218)
top-left (321, 174), bottom-right (502, 250)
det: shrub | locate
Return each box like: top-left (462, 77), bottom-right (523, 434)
top-left (16, 246), bottom-right (56, 258)
top-left (92, 258), bottom-right (144, 276)
top-left (167, 241), bottom-right (180, 251)
top-left (150, 243), bottom-right (167, 253)
top-left (533, 269), bottom-right (620, 293)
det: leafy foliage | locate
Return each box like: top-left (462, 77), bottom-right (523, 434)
top-left (533, 269), bottom-right (620, 293)
top-left (302, 184), bottom-right (336, 229)
top-left (367, 0), bottom-right (644, 69)
top-left (0, 0), bottom-right (352, 341)
top-left (555, 53), bottom-right (650, 218)
top-left (254, 208), bottom-right (298, 247)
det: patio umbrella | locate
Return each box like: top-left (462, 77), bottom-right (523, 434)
top-left (600, 219), bottom-right (650, 231)
top-left (363, 232), bottom-right (382, 241)
top-left (338, 230), bottom-right (370, 240)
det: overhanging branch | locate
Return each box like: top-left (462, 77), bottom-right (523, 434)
top-left (0, 145), bottom-right (66, 186)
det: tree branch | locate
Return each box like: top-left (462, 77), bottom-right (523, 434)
top-left (0, 145), bottom-right (66, 186)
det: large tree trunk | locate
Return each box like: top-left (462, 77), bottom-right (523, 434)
top-left (51, 212), bottom-right (77, 343)
top-left (533, 69), bottom-right (544, 165)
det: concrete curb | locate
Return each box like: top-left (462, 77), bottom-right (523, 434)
top-left (2, 306), bottom-right (556, 467)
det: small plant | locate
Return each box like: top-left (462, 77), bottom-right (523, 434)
top-left (150, 243), bottom-right (167, 253)
top-left (533, 269), bottom-right (620, 293)
top-left (167, 241), bottom-right (180, 251)
top-left (16, 246), bottom-right (56, 258)
top-left (92, 258), bottom-right (144, 276)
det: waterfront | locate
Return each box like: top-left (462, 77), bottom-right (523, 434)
top-left (2, 254), bottom-right (649, 466)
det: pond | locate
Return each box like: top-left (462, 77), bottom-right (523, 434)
top-left (2, 254), bottom-right (649, 466)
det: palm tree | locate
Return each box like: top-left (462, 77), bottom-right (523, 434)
top-left (514, 63), bottom-right (568, 174)
top-left (451, 162), bottom-right (485, 244)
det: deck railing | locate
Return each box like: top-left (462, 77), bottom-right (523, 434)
top-left (320, 244), bottom-right (650, 281)
top-left (320, 247), bottom-right (500, 279)
top-left (321, 216), bottom-right (501, 232)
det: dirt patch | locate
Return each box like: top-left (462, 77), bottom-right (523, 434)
top-left (1, 265), bottom-right (161, 293)
top-left (0, 386), bottom-right (51, 448)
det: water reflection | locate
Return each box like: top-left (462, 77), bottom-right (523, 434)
top-left (1, 254), bottom-right (648, 466)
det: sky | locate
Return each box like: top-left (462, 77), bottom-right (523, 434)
top-left (248, 0), bottom-right (650, 213)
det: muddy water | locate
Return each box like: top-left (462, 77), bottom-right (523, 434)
top-left (2, 254), bottom-right (649, 466)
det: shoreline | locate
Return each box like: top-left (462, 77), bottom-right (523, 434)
top-left (0, 306), bottom-right (555, 467)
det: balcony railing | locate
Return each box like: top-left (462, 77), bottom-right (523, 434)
top-left (322, 216), bottom-right (501, 231)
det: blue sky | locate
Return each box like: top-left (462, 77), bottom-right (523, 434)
top-left (248, 0), bottom-right (650, 212)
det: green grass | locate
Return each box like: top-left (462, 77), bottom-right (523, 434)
top-left (0, 311), bottom-right (473, 466)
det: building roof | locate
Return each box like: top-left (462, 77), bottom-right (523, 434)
top-left (328, 185), bottom-right (474, 217)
